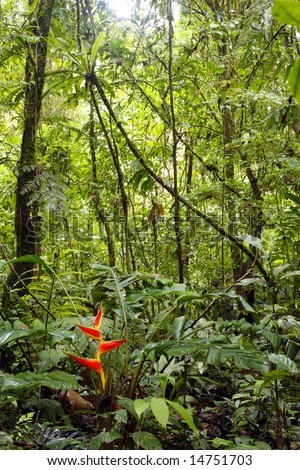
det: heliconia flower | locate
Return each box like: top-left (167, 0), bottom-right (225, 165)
top-left (65, 307), bottom-right (125, 392)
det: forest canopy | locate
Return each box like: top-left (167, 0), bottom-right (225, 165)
top-left (0, 0), bottom-right (299, 451)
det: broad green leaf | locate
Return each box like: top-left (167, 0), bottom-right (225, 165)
top-left (176, 292), bottom-right (202, 306)
top-left (256, 369), bottom-right (289, 393)
top-left (236, 277), bottom-right (266, 286)
top-left (6, 254), bottom-right (54, 278)
top-left (1, 370), bottom-right (80, 392)
top-left (268, 353), bottom-right (298, 372)
top-left (91, 31), bottom-right (106, 66)
top-left (88, 430), bottom-right (122, 449)
top-left (285, 340), bottom-right (300, 360)
top-left (171, 316), bottom-right (187, 340)
top-left (117, 397), bottom-right (139, 420)
top-left (239, 296), bottom-right (255, 313)
top-left (288, 57), bottom-right (300, 105)
top-left (114, 409), bottom-right (128, 424)
top-left (131, 431), bottom-right (162, 450)
top-left (273, 263), bottom-right (290, 276)
top-left (134, 399), bottom-right (150, 418)
top-left (165, 399), bottom-right (199, 437)
top-left (285, 192), bottom-right (300, 204)
top-left (212, 437), bottom-right (234, 448)
top-left (262, 329), bottom-right (282, 353)
top-left (0, 329), bottom-right (33, 346)
top-left (151, 397), bottom-right (169, 428)
top-left (272, 0), bottom-right (300, 29)
top-left (237, 234), bottom-right (267, 254)
top-left (281, 270), bottom-right (300, 279)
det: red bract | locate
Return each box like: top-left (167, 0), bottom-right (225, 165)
top-left (74, 306), bottom-right (103, 340)
top-left (65, 307), bottom-right (125, 392)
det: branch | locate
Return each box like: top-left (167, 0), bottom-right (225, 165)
top-left (87, 72), bottom-right (274, 286)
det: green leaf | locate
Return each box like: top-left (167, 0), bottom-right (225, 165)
top-left (165, 399), bottom-right (199, 437)
top-left (28, 0), bottom-right (40, 15)
top-left (134, 399), bottom-right (150, 418)
top-left (237, 234), bottom-right (267, 254)
top-left (114, 409), bottom-right (128, 424)
top-left (268, 353), bottom-right (298, 373)
top-left (151, 397), bottom-right (169, 428)
top-left (171, 316), bottom-right (187, 340)
top-left (236, 277), bottom-right (267, 286)
top-left (272, 0), bottom-right (300, 29)
top-left (131, 431), bottom-right (162, 450)
top-left (262, 329), bottom-right (282, 353)
top-left (91, 31), bottom-right (106, 66)
top-left (7, 255), bottom-right (54, 278)
top-left (0, 370), bottom-right (80, 393)
top-left (256, 369), bottom-right (289, 393)
top-left (281, 270), bottom-right (300, 279)
top-left (176, 292), bottom-right (202, 306)
top-left (88, 430), bottom-right (122, 449)
top-left (212, 437), bottom-right (234, 448)
top-left (0, 329), bottom-right (33, 346)
top-left (239, 296), bottom-right (255, 313)
top-left (285, 192), bottom-right (300, 204)
top-left (288, 57), bottom-right (300, 105)
top-left (285, 340), bottom-right (300, 360)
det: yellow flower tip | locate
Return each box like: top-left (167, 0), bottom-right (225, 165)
top-left (98, 366), bottom-right (106, 391)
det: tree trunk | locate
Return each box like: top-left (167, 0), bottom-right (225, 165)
top-left (89, 101), bottom-right (116, 267)
top-left (3, 0), bottom-right (54, 305)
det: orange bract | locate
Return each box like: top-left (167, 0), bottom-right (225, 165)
top-left (65, 307), bottom-right (125, 392)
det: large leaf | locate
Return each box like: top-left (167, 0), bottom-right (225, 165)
top-left (268, 353), bottom-right (298, 373)
top-left (151, 397), bottom-right (169, 429)
top-left (236, 234), bottom-right (267, 254)
top-left (288, 57), bottom-right (300, 105)
top-left (134, 398), bottom-right (150, 418)
top-left (90, 31), bottom-right (106, 66)
top-left (272, 0), bottom-right (300, 29)
top-left (256, 369), bottom-right (290, 394)
top-left (262, 329), bottom-right (282, 353)
top-left (131, 431), bottom-right (162, 450)
top-left (171, 316), bottom-right (187, 340)
top-left (88, 431), bottom-right (122, 450)
top-left (1, 254), bottom-right (55, 278)
top-left (176, 292), bottom-right (202, 306)
top-left (0, 329), bottom-right (34, 346)
top-left (165, 399), bottom-right (199, 437)
top-left (0, 370), bottom-right (80, 392)
top-left (281, 269), bottom-right (300, 279)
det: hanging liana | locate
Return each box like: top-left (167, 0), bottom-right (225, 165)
top-left (65, 307), bottom-right (125, 393)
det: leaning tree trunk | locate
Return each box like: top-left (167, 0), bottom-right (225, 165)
top-left (3, 0), bottom-right (54, 307)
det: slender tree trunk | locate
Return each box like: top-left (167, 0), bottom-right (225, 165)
top-left (168, 0), bottom-right (184, 283)
top-left (184, 144), bottom-right (193, 270)
top-left (3, 0), bottom-right (54, 306)
top-left (89, 101), bottom-right (116, 267)
top-left (90, 88), bottom-right (132, 272)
